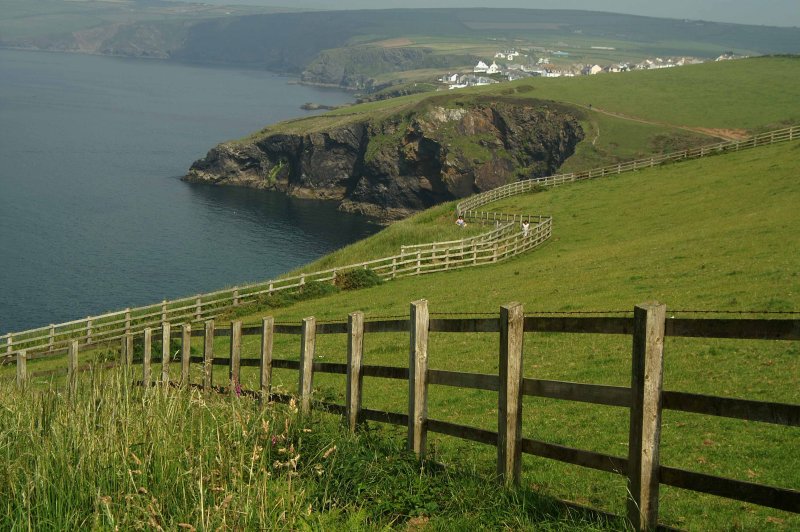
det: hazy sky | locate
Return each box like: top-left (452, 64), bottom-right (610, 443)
top-left (183, 0), bottom-right (800, 28)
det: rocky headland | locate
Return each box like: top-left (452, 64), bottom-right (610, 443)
top-left (184, 101), bottom-right (584, 220)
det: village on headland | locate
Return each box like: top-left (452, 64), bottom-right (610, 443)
top-left (440, 48), bottom-right (745, 89)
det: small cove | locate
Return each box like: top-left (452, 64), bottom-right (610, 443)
top-left (0, 49), bottom-right (379, 334)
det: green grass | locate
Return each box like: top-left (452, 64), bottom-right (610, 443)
top-left (0, 369), bottom-right (627, 530)
top-left (4, 54), bottom-right (800, 529)
top-left (195, 140), bottom-right (799, 530)
top-left (6, 142), bottom-right (798, 529)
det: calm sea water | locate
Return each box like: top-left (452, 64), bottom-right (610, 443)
top-left (0, 49), bottom-right (379, 334)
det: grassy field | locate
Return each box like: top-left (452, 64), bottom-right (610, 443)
top-left (9, 140), bottom-right (798, 529)
top-left (239, 141), bottom-right (799, 531)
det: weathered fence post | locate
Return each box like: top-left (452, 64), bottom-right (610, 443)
top-left (260, 317), bottom-right (274, 402)
top-left (124, 333), bottom-right (133, 367)
top-left (230, 320), bottom-right (242, 395)
top-left (142, 328), bottom-right (152, 387)
top-left (86, 318), bottom-right (93, 345)
top-left (498, 302), bottom-right (524, 485)
top-left (49, 324), bottom-right (55, 352)
top-left (125, 308), bottom-right (131, 336)
top-left (233, 288), bottom-right (240, 307)
top-left (181, 324), bottom-right (192, 385)
top-left (299, 317), bottom-right (316, 414)
top-left (346, 311), bottom-right (365, 432)
top-left (6, 333), bottom-right (13, 359)
top-left (408, 299), bottom-right (430, 457)
top-left (16, 350), bottom-right (27, 390)
top-left (68, 340), bottom-right (79, 396)
top-left (161, 322), bottom-right (171, 385)
top-left (203, 320), bottom-right (215, 394)
top-left (195, 297), bottom-right (202, 321)
top-left (161, 300), bottom-right (167, 323)
top-left (627, 302), bottom-right (667, 531)
top-left (416, 251), bottom-right (422, 275)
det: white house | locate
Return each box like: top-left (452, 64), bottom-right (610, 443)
top-left (487, 61), bottom-right (501, 74)
top-left (474, 61), bottom-right (489, 73)
top-left (589, 64), bottom-right (604, 75)
top-left (441, 73), bottom-right (458, 84)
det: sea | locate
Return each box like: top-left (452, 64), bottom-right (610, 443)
top-left (0, 49), bottom-right (380, 334)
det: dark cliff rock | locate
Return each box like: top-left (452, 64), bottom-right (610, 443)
top-left (184, 101), bottom-right (584, 220)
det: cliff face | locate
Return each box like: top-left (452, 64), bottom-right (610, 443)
top-left (184, 102), bottom-right (584, 219)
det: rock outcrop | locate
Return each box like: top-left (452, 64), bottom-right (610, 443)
top-left (184, 101), bottom-right (584, 220)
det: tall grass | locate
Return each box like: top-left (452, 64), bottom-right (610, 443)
top-left (0, 369), bottom-right (624, 530)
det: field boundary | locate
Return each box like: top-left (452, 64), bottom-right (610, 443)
top-left (13, 300), bottom-right (799, 530)
top-left (2, 125), bottom-right (797, 360)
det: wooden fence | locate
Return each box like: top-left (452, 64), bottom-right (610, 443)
top-left (15, 300), bottom-right (799, 530)
top-left (457, 125), bottom-right (800, 215)
top-left (2, 125), bottom-right (798, 364)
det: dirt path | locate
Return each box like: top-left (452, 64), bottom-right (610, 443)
top-left (575, 104), bottom-right (749, 141)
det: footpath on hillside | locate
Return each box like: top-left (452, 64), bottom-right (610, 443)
top-left (574, 104), bottom-right (750, 142)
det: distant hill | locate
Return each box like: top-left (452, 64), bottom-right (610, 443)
top-left (3, 7), bottom-right (799, 89)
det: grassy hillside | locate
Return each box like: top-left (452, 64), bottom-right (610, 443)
top-left (251, 140), bottom-right (800, 320)
top-left (9, 125), bottom-right (799, 530)
top-left (212, 140), bottom-right (799, 530)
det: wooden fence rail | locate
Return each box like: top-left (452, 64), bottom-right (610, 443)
top-left (5, 126), bottom-right (796, 361)
top-left (456, 125), bottom-right (800, 215)
top-left (18, 300), bottom-right (799, 529)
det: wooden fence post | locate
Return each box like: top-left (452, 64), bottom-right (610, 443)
top-left (299, 317), bottom-right (316, 414)
top-left (233, 288), bottom-right (240, 307)
top-left (627, 302), bottom-right (667, 531)
top-left (49, 324), bottom-right (55, 352)
top-left (346, 311), bottom-right (365, 432)
top-left (16, 350), bottom-right (27, 390)
top-left (161, 300), bottom-right (167, 323)
top-left (124, 333), bottom-right (133, 367)
top-left (230, 320), bottom-right (242, 395)
top-left (203, 320), bottom-right (215, 394)
top-left (86, 318), bottom-right (93, 345)
top-left (498, 302), bottom-right (524, 485)
top-left (181, 324), bottom-right (191, 386)
top-left (260, 317), bottom-right (274, 401)
top-left (125, 308), bottom-right (131, 336)
top-left (142, 328), bottom-right (152, 387)
top-left (195, 297), bottom-right (202, 321)
top-left (6, 334), bottom-right (13, 359)
top-left (161, 322), bottom-right (171, 385)
top-left (408, 300), bottom-right (429, 457)
top-left (68, 340), bottom-right (79, 396)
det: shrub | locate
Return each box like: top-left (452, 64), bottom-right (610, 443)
top-left (297, 280), bottom-right (340, 300)
top-left (335, 269), bottom-right (383, 291)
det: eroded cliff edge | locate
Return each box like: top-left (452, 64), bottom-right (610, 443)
top-left (184, 101), bottom-right (584, 220)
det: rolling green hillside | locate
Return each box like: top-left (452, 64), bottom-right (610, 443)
top-left (249, 140), bottom-right (800, 321)
top-left (220, 140), bottom-right (800, 530)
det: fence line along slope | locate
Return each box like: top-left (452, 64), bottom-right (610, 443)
top-left (1, 125), bottom-right (797, 359)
